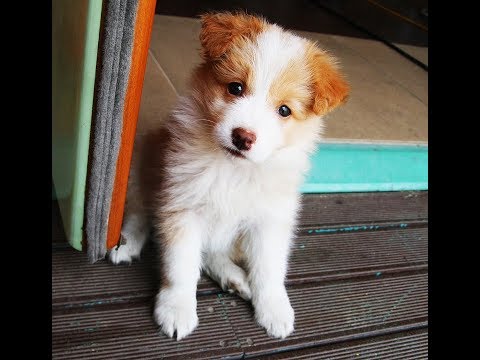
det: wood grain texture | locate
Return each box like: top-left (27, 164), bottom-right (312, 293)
top-left (53, 191), bottom-right (428, 358)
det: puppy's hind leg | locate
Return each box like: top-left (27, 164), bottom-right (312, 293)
top-left (204, 252), bottom-right (252, 300)
top-left (108, 210), bottom-right (148, 265)
top-left (108, 167), bottom-right (149, 264)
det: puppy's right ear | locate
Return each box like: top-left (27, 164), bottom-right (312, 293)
top-left (199, 12), bottom-right (265, 60)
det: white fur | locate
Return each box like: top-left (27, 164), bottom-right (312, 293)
top-left (113, 26), bottom-right (328, 340)
top-left (154, 285), bottom-right (198, 340)
top-left (253, 27), bottom-right (306, 94)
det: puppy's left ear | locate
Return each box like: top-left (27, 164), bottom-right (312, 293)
top-left (308, 46), bottom-right (350, 116)
top-left (199, 12), bottom-right (265, 60)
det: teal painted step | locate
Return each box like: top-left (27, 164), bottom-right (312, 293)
top-left (300, 142), bottom-right (428, 193)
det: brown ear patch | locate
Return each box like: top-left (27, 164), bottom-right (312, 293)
top-left (306, 44), bottom-right (350, 115)
top-left (199, 12), bottom-right (266, 60)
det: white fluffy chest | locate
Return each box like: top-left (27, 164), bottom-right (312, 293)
top-left (164, 149), bottom-right (305, 244)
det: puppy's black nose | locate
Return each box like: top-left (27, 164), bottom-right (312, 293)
top-left (232, 128), bottom-right (256, 151)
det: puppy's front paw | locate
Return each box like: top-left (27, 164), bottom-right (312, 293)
top-left (154, 288), bottom-right (198, 340)
top-left (254, 292), bottom-right (294, 339)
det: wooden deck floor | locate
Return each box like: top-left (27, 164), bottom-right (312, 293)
top-left (52, 191), bottom-right (428, 359)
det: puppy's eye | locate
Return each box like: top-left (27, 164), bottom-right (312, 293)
top-left (228, 82), bottom-right (243, 96)
top-left (278, 105), bottom-right (291, 117)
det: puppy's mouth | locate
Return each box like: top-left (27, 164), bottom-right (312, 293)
top-left (222, 146), bottom-right (246, 159)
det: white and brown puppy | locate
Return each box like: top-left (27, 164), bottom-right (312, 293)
top-left (109, 12), bottom-right (349, 340)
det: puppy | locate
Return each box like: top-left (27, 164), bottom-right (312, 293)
top-left (109, 12), bottom-right (349, 340)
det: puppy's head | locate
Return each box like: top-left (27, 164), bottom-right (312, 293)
top-left (191, 12), bottom-right (349, 163)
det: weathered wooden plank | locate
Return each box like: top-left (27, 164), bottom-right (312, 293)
top-left (53, 227), bottom-right (427, 308)
top-left (258, 328), bottom-right (427, 359)
top-left (298, 191), bottom-right (428, 227)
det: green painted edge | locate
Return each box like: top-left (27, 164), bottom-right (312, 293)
top-left (300, 142), bottom-right (428, 193)
top-left (68, 0), bottom-right (103, 251)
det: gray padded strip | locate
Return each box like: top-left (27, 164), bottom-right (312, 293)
top-left (85, 0), bottom-right (138, 263)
